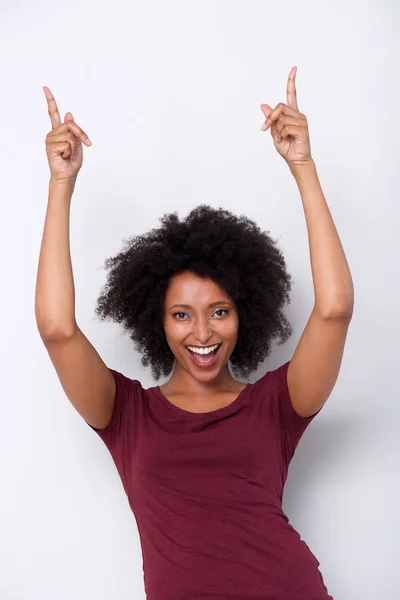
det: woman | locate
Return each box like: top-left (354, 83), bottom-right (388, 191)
top-left (36, 67), bottom-right (353, 599)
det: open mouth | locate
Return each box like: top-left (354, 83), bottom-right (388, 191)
top-left (185, 343), bottom-right (222, 368)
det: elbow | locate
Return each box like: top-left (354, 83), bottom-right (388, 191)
top-left (316, 282), bottom-right (354, 321)
top-left (317, 302), bottom-right (354, 321)
top-left (315, 291), bottom-right (354, 320)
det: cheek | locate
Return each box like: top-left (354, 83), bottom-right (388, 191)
top-left (219, 318), bottom-right (239, 340)
top-left (163, 320), bottom-right (188, 343)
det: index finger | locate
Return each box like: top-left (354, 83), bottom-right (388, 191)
top-left (286, 66), bottom-right (299, 111)
top-left (43, 86), bottom-right (62, 130)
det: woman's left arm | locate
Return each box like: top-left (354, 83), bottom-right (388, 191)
top-left (261, 68), bottom-right (354, 418)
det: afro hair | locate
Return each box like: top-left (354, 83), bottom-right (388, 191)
top-left (94, 204), bottom-right (293, 380)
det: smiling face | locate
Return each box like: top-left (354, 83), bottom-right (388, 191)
top-left (163, 271), bottom-right (239, 383)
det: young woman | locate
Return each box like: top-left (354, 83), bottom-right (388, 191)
top-left (36, 67), bottom-right (353, 600)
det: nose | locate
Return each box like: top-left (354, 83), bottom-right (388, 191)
top-left (191, 316), bottom-right (213, 344)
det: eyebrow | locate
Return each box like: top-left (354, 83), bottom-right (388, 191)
top-left (169, 301), bottom-right (233, 310)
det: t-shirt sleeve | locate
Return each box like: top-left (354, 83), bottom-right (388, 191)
top-left (268, 360), bottom-right (323, 467)
top-left (86, 368), bottom-right (138, 455)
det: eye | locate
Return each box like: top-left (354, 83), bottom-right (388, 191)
top-left (173, 311), bottom-right (188, 320)
top-left (214, 309), bottom-right (229, 317)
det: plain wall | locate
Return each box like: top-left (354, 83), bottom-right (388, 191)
top-left (2, 0), bottom-right (399, 598)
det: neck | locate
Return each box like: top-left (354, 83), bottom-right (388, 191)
top-left (164, 363), bottom-right (239, 395)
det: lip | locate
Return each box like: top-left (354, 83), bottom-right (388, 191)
top-left (185, 343), bottom-right (222, 369)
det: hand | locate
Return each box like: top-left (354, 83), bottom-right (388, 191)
top-left (260, 67), bottom-right (312, 168)
top-left (43, 86), bottom-right (92, 183)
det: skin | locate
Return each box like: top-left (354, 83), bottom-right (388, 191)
top-left (161, 271), bottom-right (247, 411)
top-left (259, 66), bottom-right (353, 418)
top-left (42, 66), bottom-right (353, 417)
top-left (160, 66), bottom-right (354, 416)
top-left (158, 66), bottom-right (311, 408)
top-left (43, 85), bottom-right (92, 183)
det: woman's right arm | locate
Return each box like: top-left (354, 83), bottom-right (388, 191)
top-left (35, 178), bottom-right (77, 340)
top-left (35, 88), bottom-right (116, 430)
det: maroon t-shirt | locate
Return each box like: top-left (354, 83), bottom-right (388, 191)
top-left (87, 361), bottom-right (333, 600)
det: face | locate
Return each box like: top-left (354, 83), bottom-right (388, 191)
top-left (163, 271), bottom-right (239, 382)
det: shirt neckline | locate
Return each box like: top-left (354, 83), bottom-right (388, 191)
top-left (149, 381), bottom-right (254, 419)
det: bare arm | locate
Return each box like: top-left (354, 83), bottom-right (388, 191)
top-left (35, 178), bottom-right (77, 339)
top-left (35, 87), bottom-right (115, 430)
top-left (261, 68), bottom-right (354, 418)
top-left (287, 160), bottom-right (353, 418)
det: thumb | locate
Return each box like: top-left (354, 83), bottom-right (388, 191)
top-left (260, 104), bottom-right (272, 119)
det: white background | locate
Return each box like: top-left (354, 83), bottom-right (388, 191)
top-left (1, 0), bottom-right (399, 598)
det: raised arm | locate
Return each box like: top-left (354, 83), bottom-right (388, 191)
top-left (35, 88), bottom-right (116, 430)
top-left (260, 68), bottom-right (354, 418)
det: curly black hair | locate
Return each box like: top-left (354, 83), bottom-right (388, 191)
top-left (94, 205), bottom-right (293, 380)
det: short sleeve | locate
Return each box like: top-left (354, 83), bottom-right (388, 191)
top-left (86, 368), bottom-right (137, 452)
top-left (270, 360), bottom-right (323, 467)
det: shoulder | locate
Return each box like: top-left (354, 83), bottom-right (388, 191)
top-left (253, 361), bottom-right (290, 392)
top-left (109, 368), bottom-right (144, 396)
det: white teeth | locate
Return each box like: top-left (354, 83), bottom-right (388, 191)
top-left (187, 344), bottom-right (219, 355)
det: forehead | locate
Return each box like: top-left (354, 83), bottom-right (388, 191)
top-left (165, 271), bottom-right (230, 302)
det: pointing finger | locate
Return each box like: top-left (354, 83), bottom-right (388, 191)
top-left (43, 86), bottom-right (62, 130)
top-left (286, 66), bottom-right (299, 111)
